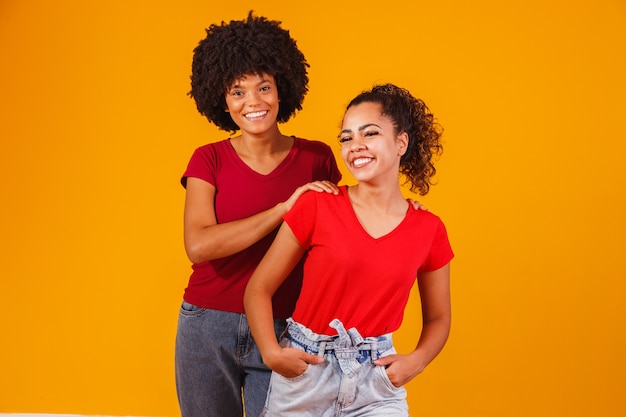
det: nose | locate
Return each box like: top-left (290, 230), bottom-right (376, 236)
top-left (245, 91), bottom-right (261, 107)
top-left (349, 136), bottom-right (367, 152)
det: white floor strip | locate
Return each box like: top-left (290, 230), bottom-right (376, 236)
top-left (0, 414), bottom-right (157, 417)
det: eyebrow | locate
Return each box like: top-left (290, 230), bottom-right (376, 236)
top-left (228, 76), bottom-right (271, 90)
top-left (338, 123), bottom-right (382, 138)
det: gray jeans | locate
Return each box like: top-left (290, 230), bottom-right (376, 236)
top-left (175, 302), bottom-right (286, 417)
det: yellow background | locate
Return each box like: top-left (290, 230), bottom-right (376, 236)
top-left (1, 0), bottom-right (625, 416)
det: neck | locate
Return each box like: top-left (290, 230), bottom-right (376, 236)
top-left (348, 183), bottom-right (406, 214)
top-left (235, 128), bottom-right (291, 156)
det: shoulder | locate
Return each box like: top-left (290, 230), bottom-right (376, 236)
top-left (408, 205), bottom-right (448, 228)
top-left (296, 186), bottom-right (346, 208)
top-left (183, 139), bottom-right (231, 187)
top-left (187, 139), bottom-right (235, 166)
top-left (310, 186), bottom-right (348, 208)
top-left (293, 137), bottom-right (334, 155)
top-left (193, 138), bottom-right (232, 155)
top-left (184, 138), bottom-right (233, 174)
top-left (291, 137), bottom-right (341, 183)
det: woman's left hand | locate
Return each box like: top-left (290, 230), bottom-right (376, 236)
top-left (409, 200), bottom-right (428, 211)
top-left (373, 353), bottom-right (423, 387)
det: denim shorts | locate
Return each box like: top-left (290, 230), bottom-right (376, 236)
top-left (261, 318), bottom-right (409, 417)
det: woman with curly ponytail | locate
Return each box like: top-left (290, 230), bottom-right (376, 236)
top-left (245, 83), bottom-right (453, 416)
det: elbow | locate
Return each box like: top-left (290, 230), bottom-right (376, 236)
top-left (187, 253), bottom-right (204, 265)
top-left (243, 287), bottom-right (252, 314)
top-left (244, 279), bottom-right (267, 317)
top-left (243, 281), bottom-right (258, 312)
top-left (185, 242), bottom-right (210, 264)
top-left (243, 293), bottom-right (256, 321)
top-left (423, 314), bottom-right (452, 337)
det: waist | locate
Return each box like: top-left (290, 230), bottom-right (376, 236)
top-left (284, 318), bottom-right (393, 360)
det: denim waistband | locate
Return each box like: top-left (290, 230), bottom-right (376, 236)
top-left (284, 318), bottom-right (393, 362)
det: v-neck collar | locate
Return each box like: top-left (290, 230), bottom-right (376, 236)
top-left (341, 185), bottom-right (411, 241)
top-left (227, 137), bottom-right (299, 180)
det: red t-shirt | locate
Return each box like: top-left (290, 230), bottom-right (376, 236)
top-left (181, 137), bottom-right (341, 318)
top-left (284, 186), bottom-right (454, 337)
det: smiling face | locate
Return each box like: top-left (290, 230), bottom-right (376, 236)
top-left (339, 101), bottom-right (408, 185)
top-left (224, 72), bottom-right (280, 135)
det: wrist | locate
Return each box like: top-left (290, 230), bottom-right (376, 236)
top-left (261, 345), bottom-right (283, 368)
top-left (276, 201), bottom-right (289, 217)
top-left (407, 350), bottom-right (427, 375)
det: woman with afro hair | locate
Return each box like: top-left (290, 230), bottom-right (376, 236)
top-left (175, 11), bottom-right (342, 417)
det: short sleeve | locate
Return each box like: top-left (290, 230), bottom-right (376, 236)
top-left (181, 145), bottom-right (218, 188)
top-left (420, 219), bottom-right (454, 272)
top-left (296, 138), bottom-right (342, 184)
top-left (324, 150), bottom-right (342, 184)
top-left (283, 191), bottom-right (318, 249)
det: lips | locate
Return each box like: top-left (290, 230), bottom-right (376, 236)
top-left (245, 110), bottom-right (268, 119)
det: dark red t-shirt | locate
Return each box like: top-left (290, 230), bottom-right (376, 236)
top-left (181, 137), bottom-right (341, 319)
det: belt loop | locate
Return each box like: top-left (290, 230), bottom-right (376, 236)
top-left (318, 341), bottom-right (327, 357)
top-left (370, 342), bottom-right (379, 361)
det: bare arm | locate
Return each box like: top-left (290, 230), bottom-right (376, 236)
top-left (244, 222), bottom-right (323, 377)
top-left (374, 263), bottom-right (451, 386)
top-left (183, 177), bottom-right (338, 263)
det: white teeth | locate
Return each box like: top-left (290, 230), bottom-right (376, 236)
top-left (246, 111), bottom-right (267, 118)
top-left (353, 157), bottom-right (372, 167)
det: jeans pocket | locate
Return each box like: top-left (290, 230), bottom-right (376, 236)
top-left (376, 347), bottom-right (403, 391)
top-left (275, 358), bottom-right (325, 385)
top-left (179, 301), bottom-right (207, 317)
top-left (376, 363), bottom-right (403, 391)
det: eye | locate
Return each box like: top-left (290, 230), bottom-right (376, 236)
top-left (338, 136), bottom-right (352, 144)
top-left (364, 130), bottom-right (379, 138)
top-left (260, 85), bottom-right (271, 92)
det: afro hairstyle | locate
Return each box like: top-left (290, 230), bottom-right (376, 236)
top-left (189, 11), bottom-right (310, 132)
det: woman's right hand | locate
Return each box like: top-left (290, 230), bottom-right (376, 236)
top-left (282, 180), bottom-right (339, 214)
top-left (265, 347), bottom-right (324, 378)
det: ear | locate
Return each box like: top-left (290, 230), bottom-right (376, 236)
top-left (397, 131), bottom-right (409, 156)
